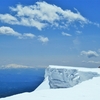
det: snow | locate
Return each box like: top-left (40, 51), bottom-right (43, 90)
top-left (1, 65), bottom-right (100, 100)
top-left (36, 65), bottom-right (100, 90)
top-left (44, 66), bottom-right (99, 88)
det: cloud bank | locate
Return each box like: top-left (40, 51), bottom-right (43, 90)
top-left (1, 64), bottom-right (32, 69)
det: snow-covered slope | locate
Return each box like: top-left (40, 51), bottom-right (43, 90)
top-left (1, 65), bottom-right (100, 100)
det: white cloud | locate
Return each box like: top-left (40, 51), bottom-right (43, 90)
top-left (82, 60), bottom-right (100, 64)
top-left (88, 61), bottom-right (100, 64)
top-left (0, 1), bottom-right (99, 30)
top-left (76, 31), bottom-right (82, 34)
top-left (23, 33), bottom-right (35, 38)
top-left (19, 17), bottom-right (46, 30)
top-left (0, 14), bottom-right (19, 24)
top-left (62, 32), bottom-right (72, 36)
top-left (0, 1), bottom-right (88, 30)
top-left (38, 36), bottom-right (49, 43)
top-left (93, 22), bottom-right (100, 27)
top-left (1, 64), bottom-right (31, 69)
top-left (0, 26), bottom-right (35, 39)
top-left (89, 21), bottom-right (100, 28)
top-left (19, 33), bottom-right (35, 39)
top-left (0, 26), bottom-right (21, 36)
top-left (81, 50), bottom-right (99, 58)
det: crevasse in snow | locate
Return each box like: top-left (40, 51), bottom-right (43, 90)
top-left (45, 66), bottom-right (100, 88)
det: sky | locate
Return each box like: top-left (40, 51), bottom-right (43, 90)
top-left (0, 0), bottom-right (100, 68)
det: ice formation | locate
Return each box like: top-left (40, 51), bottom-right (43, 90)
top-left (45, 65), bottom-right (99, 88)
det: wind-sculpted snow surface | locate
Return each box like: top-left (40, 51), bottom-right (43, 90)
top-left (45, 66), bottom-right (99, 88)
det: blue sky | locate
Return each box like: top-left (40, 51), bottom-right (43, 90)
top-left (0, 0), bottom-right (100, 68)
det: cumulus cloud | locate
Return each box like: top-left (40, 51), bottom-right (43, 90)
top-left (0, 26), bottom-right (49, 43)
top-left (0, 1), bottom-right (89, 30)
top-left (19, 17), bottom-right (46, 30)
top-left (0, 14), bottom-right (19, 24)
top-left (0, 26), bottom-right (35, 39)
top-left (23, 33), bottom-right (35, 38)
top-left (19, 33), bottom-right (35, 39)
top-left (81, 50), bottom-right (99, 58)
top-left (38, 36), bottom-right (49, 43)
top-left (1, 64), bottom-right (32, 69)
top-left (62, 32), bottom-right (72, 36)
top-left (0, 26), bottom-right (21, 36)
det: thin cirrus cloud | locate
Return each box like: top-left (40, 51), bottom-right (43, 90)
top-left (76, 30), bottom-right (82, 34)
top-left (88, 61), bottom-right (100, 64)
top-left (82, 60), bottom-right (100, 64)
top-left (81, 50), bottom-right (99, 58)
top-left (0, 1), bottom-right (89, 30)
top-left (0, 26), bottom-right (35, 39)
top-left (62, 32), bottom-right (72, 37)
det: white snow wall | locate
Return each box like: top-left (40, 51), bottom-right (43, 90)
top-left (45, 67), bottom-right (100, 88)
